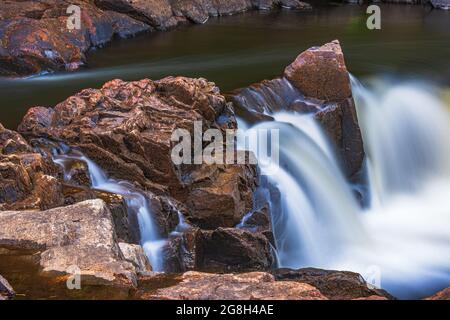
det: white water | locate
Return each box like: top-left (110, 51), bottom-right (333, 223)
top-left (242, 79), bottom-right (450, 299)
top-left (53, 150), bottom-right (166, 271)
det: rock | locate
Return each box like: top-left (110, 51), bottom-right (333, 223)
top-left (0, 274), bottom-right (15, 300)
top-left (431, 0), bottom-right (450, 9)
top-left (19, 77), bottom-right (258, 231)
top-left (142, 271), bottom-right (327, 300)
top-left (425, 287), bottom-right (450, 300)
top-left (198, 228), bottom-right (275, 272)
top-left (272, 268), bottom-right (394, 300)
top-left (0, 124), bottom-right (64, 210)
top-left (284, 40), bottom-right (352, 101)
top-left (95, 0), bottom-right (177, 30)
top-left (0, 199), bottom-right (144, 289)
top-left (0, 0), bottom-right (151, 76)
top-left (164, 227), bottom-right (274, 273)
top-left (118, 243), bottom-right (152, 275)
top-left (279, 0), bottom-right (312, 10)
top-left (229, 41), bottom-right (364, 178)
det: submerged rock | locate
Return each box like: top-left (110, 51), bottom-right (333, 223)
top-left (230, 40), bottom-right (364, 179)
top-left (0, 199), bottom-right (151, 290)
top-left (0, 274), bottom-right (15, 300)
top-left (142, 271), bottom-right (327, 300)
top-left (272, 268), bottom-right (394, 300)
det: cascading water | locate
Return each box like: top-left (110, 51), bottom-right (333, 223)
top-left (241, 78), bottom-right (450, 299)
top-left (53, 149), bottom-right (166, 271)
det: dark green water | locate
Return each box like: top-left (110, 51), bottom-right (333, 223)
top-left (1, 4), bottom-right (449, 129)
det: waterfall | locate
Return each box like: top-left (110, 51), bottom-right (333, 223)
top-left (241, 78), bottom-right (450, 299)
top-left (53, 150), bottom-right (166, 271)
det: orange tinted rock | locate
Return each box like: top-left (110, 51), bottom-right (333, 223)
top-left (284, 40), bottom-right (352, 100)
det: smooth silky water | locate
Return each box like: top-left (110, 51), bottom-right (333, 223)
top-left (238, 78), bottom-right (450, 299)
top-left (1, 3), bottom-right (450, 299)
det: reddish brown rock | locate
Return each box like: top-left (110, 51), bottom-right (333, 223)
top-left (0, 123), bottom-right (64, 210)
top-left (19, 77), bottom-right (258, 230)
top-left (284, 40), bottom-right (352, 101)
top-left (425, 287), bottom-right (450, 300)
top-left (0, 0), bottom-right (150, 76)
top-left (142, 271), bottom-right (327, 300)
top-left (272, 268), bottom-right (394, 300)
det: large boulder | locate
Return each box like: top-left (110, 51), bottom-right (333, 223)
top-left (19, 77), bottom-right (258, 230)
top-left (141, 271), bottom-right (327, 300)
top-left (284, 40), bottom-right (352, 101)
top-left (229, 41), bottom-right (364, 179)
top-left (0, 274), bottom-right (15, 300)
top-left (272, 268), bottom-right (394, 300)
top-left (0, 199), bottom-right (152, 291)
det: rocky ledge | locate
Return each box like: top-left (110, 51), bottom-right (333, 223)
top-left (0, 0), bottom-right (311, 76)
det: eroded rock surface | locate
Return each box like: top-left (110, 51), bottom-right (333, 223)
top-left (19, 76), bottom-right (258, 231)
top-left (142, 271), bottom-right (327, 300)
top-left (0, 123), bottom-right (64, 210)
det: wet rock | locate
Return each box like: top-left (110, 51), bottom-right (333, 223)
top-left (0, 124), bottom-right (64, 210)
top-left (230, 41), bottom-right (364, 178)
top-left (143, 271), bottom-right (327, 300)
top-left (0, 274), bottom-right (15, 300)
top-left (0, 199), bottom-right (144, 289)
top-left (272, 268), bottom-right (394, 300)
top-left (425, 287), bottom-right (450, 300)
top-left (19, 77), bottom-right (258, 230)
top-left (0, 0), bottom-right (150, 76)
top-left (198, 228), bottom-right (274, 272)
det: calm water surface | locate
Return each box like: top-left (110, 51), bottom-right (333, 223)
top-left (0, 4), bottom-right (449, 129)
